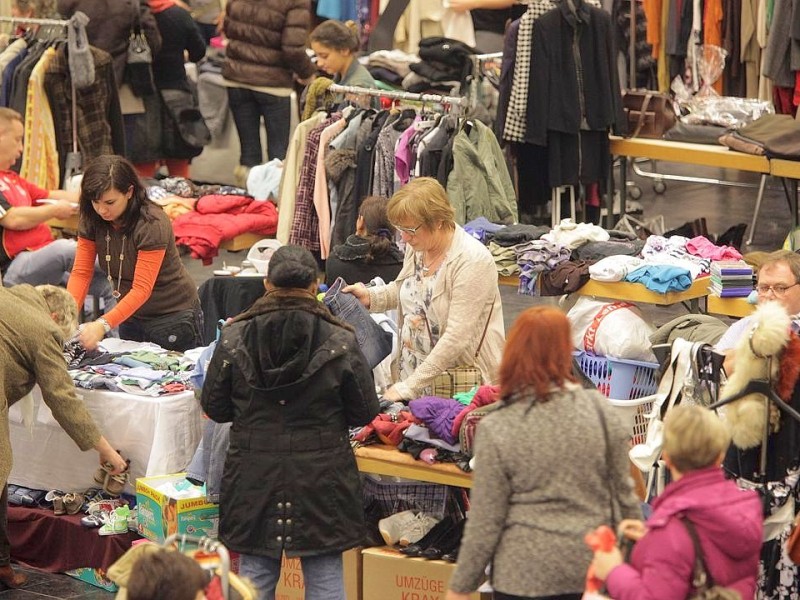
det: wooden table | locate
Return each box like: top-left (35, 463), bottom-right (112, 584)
top-left (574, 277), bottom-right (709, 310)
top-left (355, 444), bottom-right (472, 488)
top-left (47, 216), bottom-right (266, 252)
top-left (607, 137), bottom-right (772, 234)
top-left (706, 295), bottom-right (755, 318)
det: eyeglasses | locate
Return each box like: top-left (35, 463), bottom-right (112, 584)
top-left (391, 223), bottom-right (423, 236)
top-left (755, 283), bottom-right (800, 296)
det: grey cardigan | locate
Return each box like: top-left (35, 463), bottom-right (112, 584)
top-left (449, 386), bottom-right (641, 596)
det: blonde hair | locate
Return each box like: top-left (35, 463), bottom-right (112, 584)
top-left (663, 405), bottom-right (730, 473)
top-left (0, 108), bottom-right (23, 134)
top-left (387, 178), bottom-right (456, 231)
top-left (36, 285), bottom-right (78, 339)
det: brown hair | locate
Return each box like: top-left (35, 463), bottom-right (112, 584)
top-left (359, 196), bottom-right (395, 262)
top-left (386, 178), bottom-right (456, 232)
top-left (127, 549), bottom-right (208, 600)
top-left (499, 306), bottom-right (576, 402)
top-left (310, 20), bottom-right (360, 53)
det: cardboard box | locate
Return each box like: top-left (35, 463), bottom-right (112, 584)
top-left (362, 547), bottom-right (480, 600)
top-left (135, 473), bottom-right (219, 543)
top-left (274, 547), bottom-right (362, 600)
top-left (64, 568), bottom-right (118, 592)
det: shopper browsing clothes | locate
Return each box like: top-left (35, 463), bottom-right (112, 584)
top-left (592, 404), bottom-right (762, 599)
top-left (67, 155), bottom-right (202, 352)
top-left (0, 284), bottom-right (127, 589)
top-left (345, 177), bottom-right (505, 401)
top-left (324, 196), bottom-right (404, 287)
top-left (309, 20), bottom-right (376, 88)
top-left (0, 108), bottom-right (110, 300)
top-left (222, 0), bottom-right (315, 185)
top-left (444, 306), bottom-right (640, 600)
top-left (201, 245), bottom-right (380, 600)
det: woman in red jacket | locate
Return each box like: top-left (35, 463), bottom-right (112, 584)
top-left (592, 404), bottom-right (763, 600)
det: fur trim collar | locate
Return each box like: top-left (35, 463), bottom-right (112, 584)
top-left (231, 288), bottom-right (353, 332)
top-left (777, 334), bottom-right (800, 401)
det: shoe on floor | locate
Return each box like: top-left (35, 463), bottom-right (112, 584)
top-left (378, 510), bottom-right (416, 546)
top-left (0, 565), bottom-right (27, 589)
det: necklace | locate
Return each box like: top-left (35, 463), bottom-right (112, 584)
top-left (421, 250), bottom-right (445, 273)
top-left (105, 230), bottom-right (126, 299)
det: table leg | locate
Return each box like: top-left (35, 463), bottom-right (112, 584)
top-left (780, 177), bottom-right (800, 228)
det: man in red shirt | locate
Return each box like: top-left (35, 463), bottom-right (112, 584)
top-left (0, 108), bottom-right (110, 302)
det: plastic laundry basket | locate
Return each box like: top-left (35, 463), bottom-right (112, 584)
top-left (575, 352), bottom-right (659, 444)
top-left (246, 239), bottom-right (283, 275)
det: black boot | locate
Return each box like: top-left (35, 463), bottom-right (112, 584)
top-left (399, 516), bottom-right (455, 557)
top-left (420, 518), bottom-right (466, 560)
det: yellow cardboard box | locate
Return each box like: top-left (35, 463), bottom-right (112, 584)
top-left (362, 546), bottom-right (480, 600)
top-left (274, 547), bottom-right (362, 600)
top-left (135, 473), bottom-right (219, 543)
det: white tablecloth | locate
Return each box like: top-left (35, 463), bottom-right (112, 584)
top-left (8, 386), bottom-right (203, 494)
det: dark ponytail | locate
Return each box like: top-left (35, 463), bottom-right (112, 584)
top-left (359, 196), bottom-right (395, 263)
top-left (309, 19), bottom-right (360, 53)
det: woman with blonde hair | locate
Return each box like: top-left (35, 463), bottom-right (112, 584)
top-left (592, 404), bottom-right (763, 600)
top-left (445, 306), bottom-right (640, 600)
top-left (345, 177), bottom-right (505, 402)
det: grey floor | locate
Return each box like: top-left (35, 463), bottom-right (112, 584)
top-left (4, 159), bottom-right (794, 598)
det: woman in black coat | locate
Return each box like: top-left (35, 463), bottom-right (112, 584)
top-left (201, 245), bottom-right (380, 600)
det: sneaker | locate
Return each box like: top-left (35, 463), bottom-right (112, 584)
top-left (378, 510), bottom-right (417, 546)
top-left (98, 507), bottom-right (131, 536)
top-left (398, 513), bottom-right (441, 547)
top-left (81, 513), bottom-right (105, 528)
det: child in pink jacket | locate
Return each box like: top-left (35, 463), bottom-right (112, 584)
top-left (593, 404), bottom-right (763, 600)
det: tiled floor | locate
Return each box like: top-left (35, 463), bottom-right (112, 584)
top-left (6, 159), bottom-right (796, 598)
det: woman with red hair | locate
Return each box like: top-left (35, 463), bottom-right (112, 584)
top-left (445, 306), bottom-right (641, 600)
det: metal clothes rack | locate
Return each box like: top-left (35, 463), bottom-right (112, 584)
top-left (0, 15), bottom-right (82, 188)
top-left (468, 52), bottom-right (503, 109)
top-left (328, 83), bottom-right (468, 110)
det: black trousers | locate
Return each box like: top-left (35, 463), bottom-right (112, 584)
top-left (0, 484), bottom-right (9, 566)
top-left (495, 593), bottom-right (582, 600)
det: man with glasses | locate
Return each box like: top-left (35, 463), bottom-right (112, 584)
top-left (715, 250), bottom-right (800, 369)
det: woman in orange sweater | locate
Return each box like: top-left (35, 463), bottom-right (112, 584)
top-left (67, 155), bottom-right (202, 352)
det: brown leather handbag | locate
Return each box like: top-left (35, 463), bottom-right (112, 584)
top-left (623, 90), bottom-right (677, 139)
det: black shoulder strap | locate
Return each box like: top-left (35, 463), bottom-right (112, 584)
top-left (681, 518), bottom-right (714, 591)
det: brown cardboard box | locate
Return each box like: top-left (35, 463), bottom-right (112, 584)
top-left (362, 547), bottom-right (480, 600)
top-left (274, 547), bottom-right (362, 600)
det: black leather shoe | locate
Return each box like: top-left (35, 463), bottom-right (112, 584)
top-left (0, 565), bottom-right (27, 589)
top-left (399, 516), bottom-right (455, 557)
top-left (420, 518), bottom-right (465, 560)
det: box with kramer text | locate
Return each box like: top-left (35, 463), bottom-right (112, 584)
top-left (362, 546), bottom-right (481, 600)
top-left (135, 473), bottom-right (219, 543)
top-left (274, 548), bottom-right (361, 600)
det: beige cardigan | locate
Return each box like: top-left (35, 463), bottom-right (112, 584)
top-left (0, 285), bottom-right (101, 487)
top-left (369, 226), bottom-right (505, 399)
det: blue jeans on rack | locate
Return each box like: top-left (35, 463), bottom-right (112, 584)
top-left (227, 87), bottom-right (291, 166)
top-left (323, 277), bottom-right (392, 369)
top-left (239, 552), bottom-right (345, 600)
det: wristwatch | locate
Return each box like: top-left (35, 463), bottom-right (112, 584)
top-left (96, 317), bottom-right (112, 335)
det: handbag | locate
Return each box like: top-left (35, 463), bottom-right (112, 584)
top-left (142, 309), bottom-right (201, 352)
top-left (428, 304), bottom-right (494, 399)
top-left (681, 519), bottom-right (742, 600)
top-left (622, 90), bottom-right (676, 139)
top-left (160, 88), bottom-right (212, 159)
top-left (126, 0), bottom-right (156, 97)
top-left (458, 401), bottom-right (501, 457)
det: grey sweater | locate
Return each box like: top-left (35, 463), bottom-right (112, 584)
top-left (449, 386), bottom-right (641, 596)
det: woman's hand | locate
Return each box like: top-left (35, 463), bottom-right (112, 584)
top-left (78, 321), bottom-right (106, 351)
top-left (445, 591), bottom-right (473, 600)
top-left (618, 519), bottom-right (647, 542)
top-left (342, 283), bottom-right (371, 309)
top-left (381, 385), bottom-right (402, 402)
top-left (445, 0), bottom-right (474, 12)
top-left (592, 546), bottom-right (624, 581)
top-left (94, 437), bottom-right (128, 474)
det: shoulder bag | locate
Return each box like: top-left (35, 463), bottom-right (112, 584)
top-left (681, 519), bottom-right (742, 600)
top-left (622, 90), bottom-right (676, 139)
top-left (126, 0), bottom-right (156, 97)
top-left (427, 303), bottom-right (494, 398)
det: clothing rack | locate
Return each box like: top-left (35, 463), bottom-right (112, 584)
top-left (0, 16), bottom-right (71, 28)
top-left (328, 83), bottom-right (468, 109)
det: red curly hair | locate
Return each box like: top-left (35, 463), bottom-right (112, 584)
top-left (499, 306), bottom-right (576, 402)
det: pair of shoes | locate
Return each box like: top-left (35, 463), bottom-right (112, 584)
top-left (0, 565), bottom-right (27, 589)
top-left (378, 511), bottom-right (440, 547)
top-left (98, 507), bottom-right (131, 536)
top-left (93, 458), bottom-right (130, 496)
top-left (400, 516), bottom-right (461, 558)
top-left (50, 492), bottom-right (82, 516)
top-left (419, 518), bottom-right (465, 560)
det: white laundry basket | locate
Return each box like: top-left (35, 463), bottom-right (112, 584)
top-left (247, 239), bottom-right (283, 275)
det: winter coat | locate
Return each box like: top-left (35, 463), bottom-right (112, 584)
top-left (222, 0), bottom-right (315, 88)
top-left (606, 466), bottom-right (763, 600)
top-left (57, 0), bottom-right (162, 88)
top-left (324, 234), bottom-right (404, 288)
top-left (200, 290), bottom-right (380, 558)
top-left (0, 285), bottom-right (102, 489)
